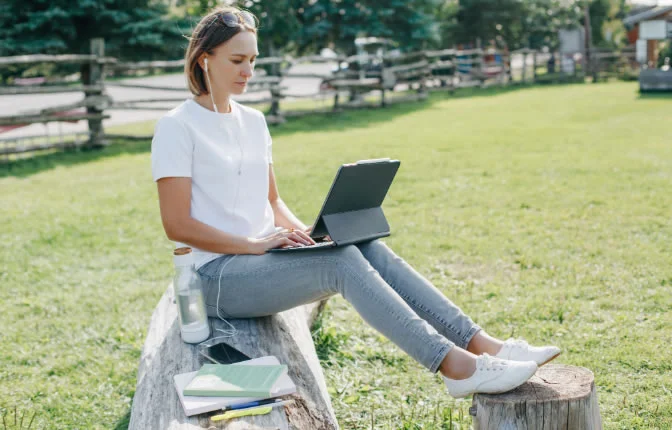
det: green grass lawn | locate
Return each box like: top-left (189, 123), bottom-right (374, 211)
top-left (1, 82), bottom-right (671, 429)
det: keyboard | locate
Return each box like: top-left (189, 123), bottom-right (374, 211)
top-left (270, 240), bottom-right (336, 252)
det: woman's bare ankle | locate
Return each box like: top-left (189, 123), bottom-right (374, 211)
top-left (439, 347), bottom-right (477, 380)
top-left (466, 330), bottom-right (504, 356)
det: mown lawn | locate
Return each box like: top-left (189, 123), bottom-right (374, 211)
top-left (1, 82), bottom-right (670, 429)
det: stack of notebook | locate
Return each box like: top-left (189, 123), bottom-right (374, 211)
top-left (174, 356), bottom-right (297, 417)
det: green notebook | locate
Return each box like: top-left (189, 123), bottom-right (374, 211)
top-left (183, 363), bottom-right (288, 397)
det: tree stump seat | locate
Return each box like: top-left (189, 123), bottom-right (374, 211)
top-left (128, 284), bottom-right (339, 429)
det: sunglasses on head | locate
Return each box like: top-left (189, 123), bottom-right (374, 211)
top-left (217, 10), bottom-right (256, 29)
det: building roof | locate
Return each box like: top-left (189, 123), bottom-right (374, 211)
top-left (623, 6), bottom-right (672, 26)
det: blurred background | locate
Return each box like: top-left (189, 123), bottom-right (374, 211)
top-left (1, 0), bottom-right (671, 158)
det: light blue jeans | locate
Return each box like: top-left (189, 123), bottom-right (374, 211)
top-left (197, 240), bottom-right (481, 373)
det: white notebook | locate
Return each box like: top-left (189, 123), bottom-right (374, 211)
top-left (174, 356), bottom-right (297, 417)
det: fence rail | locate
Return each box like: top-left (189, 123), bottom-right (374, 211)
top-left (0, 39), bottom-right (642, 161)
top-left (0, 54), bottom-right (116, 66)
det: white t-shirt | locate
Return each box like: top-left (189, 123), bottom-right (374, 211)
top-left (151, 98), bottom-right (277, 269)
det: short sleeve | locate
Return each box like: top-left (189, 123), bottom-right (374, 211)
top-left (151, 116), bottom-right (193, 182)
top-left (262, 115), bottom-right (273, 164)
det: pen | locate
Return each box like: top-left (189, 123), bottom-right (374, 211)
top-left (226, 398), bottom-right (291, 411)
top-left (211, 405), bottom-right (272, 422)
top-left (211, 400), bottom-right (292, 422)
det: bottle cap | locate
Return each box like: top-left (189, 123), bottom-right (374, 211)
top-left (173, 247), bottom-right (194, 267)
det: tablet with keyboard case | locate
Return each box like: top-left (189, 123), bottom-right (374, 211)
top-left (268, 158), bottom-right (400, 253)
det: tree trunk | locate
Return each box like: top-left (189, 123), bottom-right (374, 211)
top-left (128, 285), bottom-right (337, 429)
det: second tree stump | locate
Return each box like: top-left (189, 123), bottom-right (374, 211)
top-left (471, 364), bottom-right (602, 430)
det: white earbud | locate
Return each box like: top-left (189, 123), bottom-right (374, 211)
top-left (203, 56), bottom-right (219, 113)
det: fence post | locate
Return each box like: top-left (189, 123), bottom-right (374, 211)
top-left (450, 49), bottom-right (457, 93)
top-left (591, 51), bottom-right (599, 82)
top-left (269, 57), bottom-right (282, 118)
top-left (418, 51), bottom-right (428, 96)
top-left (532, 50), bottom-right (537, 83)
top-left (479, 49), bottom-right (486, 88)
top-left (380, 57), bottom-right (387, 107)
top-left (85, 38), bottom-right (106, 148)
top-left (505, 50), bottom-right (512, 84)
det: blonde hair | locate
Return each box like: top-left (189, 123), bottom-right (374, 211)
top-left (184, 6), bottom-right (258, 96)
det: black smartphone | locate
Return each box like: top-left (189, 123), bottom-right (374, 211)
top-left (197, 339), bottom-right (252, 364)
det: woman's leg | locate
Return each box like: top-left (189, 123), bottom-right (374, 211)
top-left (356, 241), bottom-right (562, 367)
top-left (355, 240), bottom-right (490, 352)
top-left (197, 245), bottom-right (457, 374)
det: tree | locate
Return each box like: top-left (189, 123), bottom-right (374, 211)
top-left (520, 0), bottom-right (584, 50)
top-left (436, 0), bottom-right (461, 48)
top-left (291, 0), bottom-right (441, 54)
top-left (0, 0), bottom-right (188, 60)
top-left (235, 0), bottom-right (304, 56)
top-left (587, 0), bottom-right (611, 47)
top-left (438, 0), bottom-right (587, 51)
top-left (449, 0), bottom-right (527, 48)
top-left (375, 0), bottom-right (442, 51)
top-left (232, 0), bottom-right (441, 56)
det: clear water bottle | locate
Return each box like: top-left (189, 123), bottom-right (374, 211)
top-left (173, 247), bottom-right (210, 344)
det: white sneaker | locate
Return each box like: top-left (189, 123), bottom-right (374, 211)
top-left (442, 354), bottom-right (537, 399)
top-left (495, 338), bottom-right (561, 366)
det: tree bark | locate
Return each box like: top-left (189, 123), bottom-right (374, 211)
top-left (471, 365), bottom-right (602, 430)
top-left (128, 285), bottom-right (337, 429)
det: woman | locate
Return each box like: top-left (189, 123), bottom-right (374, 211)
top-left (151, 6), bottom-right (561, 399)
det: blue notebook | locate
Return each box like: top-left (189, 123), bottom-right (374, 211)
top-left (182, 363), bottom-right (288, 397)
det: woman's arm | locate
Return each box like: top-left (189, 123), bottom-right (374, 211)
top-left (157, 177), bottom-right (257, 254)
top-left (158, 176), bottom-right (313, 254)
top-left (268, 164), bottom-right (310, 232)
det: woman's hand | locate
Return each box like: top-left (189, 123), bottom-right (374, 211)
top-left (248, 228), bottom-right (317, 254)
top-left (304, 224), bottom-right (331, 242)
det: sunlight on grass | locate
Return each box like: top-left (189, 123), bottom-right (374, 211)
top-left (1, 82), bottom-right (671, 428)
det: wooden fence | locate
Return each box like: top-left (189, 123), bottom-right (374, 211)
top-left (0, 38), bottom-right (639, 160)
top-left (0, 39), bottom-right (114, 158)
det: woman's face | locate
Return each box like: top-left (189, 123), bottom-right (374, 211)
top-left (203, 30), bottom-right (258, 96)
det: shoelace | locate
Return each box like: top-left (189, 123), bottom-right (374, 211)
top-left (507, 338), bottom-right (530, 349)
top-left (477, 353), bottom-right (507, 372)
